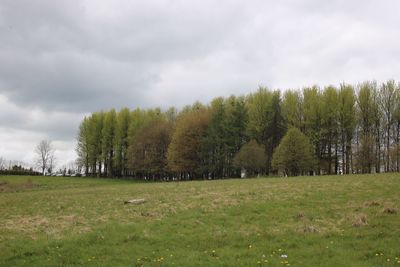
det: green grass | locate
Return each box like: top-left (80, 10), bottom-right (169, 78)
top-left (0, 174), bottom-right (399, 266)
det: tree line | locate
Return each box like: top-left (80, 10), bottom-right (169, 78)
top-left (0, 157), bottom-right (41, 176)
top-left (76, 80), bottom-right (400, 179)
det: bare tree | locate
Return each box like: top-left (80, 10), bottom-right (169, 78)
top-left (48, 153), bottom-right (56, 174)
top-left (0, 156), bottom-right (6, 170)
top-left (34, 140), bottom-right (55, 175)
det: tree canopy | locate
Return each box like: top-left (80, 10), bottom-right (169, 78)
top-left (76, 80), bottom-right (400, 180)
top-left (272, 128), bottom-right (314, 176)
top-left (233, 140), bottom-right (266, 177)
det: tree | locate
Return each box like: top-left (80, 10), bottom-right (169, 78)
top-left (34, 140), bottom-right (55, 175)
top-left (76, 117), bottom-right (90, 175)
top-left (75, 79), bottom-right (400, 179)
top-left (129, 120), bottom-right (172, 179)
top-left (393, 83), bottom-right (400, 172)
top-left (102, 109), bottom-right (117, 176)
top-left (356, 82), bottom-right (378, 173)
top-left (379, 80), bottom-right (398, 172)
top-left (201, 97), bottom-right (226, 178)
top-left (87, 112), bottom-right (104, 176)
top-left (167, 108), bottom-right (210, 179)
top-left (338, 84), bottom-right (356, 174)
top-left (0, 157), bottom-right (6, 170)
top-left (321, 86), bottom-right (338, 174)
top-left (282, 90), bottom-right (303, 130)
top-left (233, 140), bottom-right (266, 177)
top-left (115, 108), bottom-right (130, 177)
top-left (302, 87), bottom-right (323, 173)
top-left (224, 96), bottom-right (249, 177)
top-left (272, 128), bottom-right (314, 176)
top-left (246, 88), bottom-right (285, 174)
top-left (265, 91), bottom-right (286, 172)
top-left (48, 153), bottom-right (56, 174)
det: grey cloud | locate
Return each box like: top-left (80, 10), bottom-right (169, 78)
top-left (1, 0), bottom-right (400, 164)
top-left (0, 0), bottom-right (252, 112)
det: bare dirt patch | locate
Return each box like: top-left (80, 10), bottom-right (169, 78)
top-left (383, 207), bottom-right (397, 214)
top-left (0, 181), bottom-right (8, 192)
top-left (0, 180), bottom-right (38, 193)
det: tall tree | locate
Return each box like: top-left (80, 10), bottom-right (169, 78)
top-left (338, 84), bottom-right (356, 174)
top-left (76, 117), bottom-right (90, 175)
top-left (115, 108), bottom-right (130, 177)
top-left (224, 96), bottom-right (249, 177)
top-left (0, 157), bottom-right (5, 170)
top-left (379, 80), bottom-right (398, 172)
top-left (356, 82), bottom-right (376, 173)
top-left (130, 120), bottom-right (172, 180)
top-left (102, 109), bottom-right (117, 177)
top-left (247, 88), bottom-right (285, 174)
top-left (321, 86), bottom-right (338, 174)
top-left (393, 83), bottom-right (400, 172)
top-left (87, 112), bottom-right (104, 176)
top-left (282, 90), bottom-right (303, 130)
top-left (167, 108), bottom-right (210, 179)
top-left (201, 97), bottom-right (227, 178)
top-left (302, 86), bottom-right (322, 174)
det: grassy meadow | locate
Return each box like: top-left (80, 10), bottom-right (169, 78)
top-left (0, 174), bottom-right (399, 266)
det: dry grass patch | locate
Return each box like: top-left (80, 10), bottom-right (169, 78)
top-left (352, 214), bottom-right (368, 227)
top-left (302, 224), bottom-right (318, 233)
top-left (364, 200), bottom-right (381, 207)
top-left (2, 216), bottom-right (49, 233)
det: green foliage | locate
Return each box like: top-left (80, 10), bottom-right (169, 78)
top-left (87, 111), bottom-right (104, 175)
top-left (114, 108), bottom-right (130, 177)
top-left (233, 140), bottom-right (266, 176)
top-left (76, 117), bottom-right (90, 175)
top-left (302, 86), bottom-right (324, 173)
top-left (282, 90), bottom-right (303, 130)
top-left (356, 81), bottom-right (379, 173)
top-left (246, 88), bottom-right (285, 173)
top-left (102, 109), bottom-right (117, 176)
top-left (201, 96), bottom-right (248, 178)
top-left (272, 128), bottom-right (314, 176)
top-left (338, 84), bottom-right (356, 174)
top-left (320, 86), bottom-right (338, 174)
top-left (167, 108), bottom-right (210, 177)
top-left (75, 79), bottom-right (400, 179)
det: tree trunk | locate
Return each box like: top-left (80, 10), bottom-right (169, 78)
top-left (341, 133), bottom-right (346, 174)
top-left (387, 124), bottom-right (390, 172)
top-left (335, 142), bottom-right (338, 174)
top-left (397, 123), bottom-right (400, 172)
top-left (328, 141), bottom-right (332, 175)
top-left (376, 127), bottom-right (380, 173)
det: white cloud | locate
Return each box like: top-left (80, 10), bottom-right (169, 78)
top-left (1, 0), bottom-right (400, 165)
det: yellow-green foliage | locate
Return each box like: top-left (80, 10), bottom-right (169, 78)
top-left (272, 128), bottom-right (314, 176)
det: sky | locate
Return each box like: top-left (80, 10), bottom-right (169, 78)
top-left (1, 0), bottom-right (400, 168)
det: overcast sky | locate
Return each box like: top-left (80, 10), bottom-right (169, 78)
top-left (1, 0), bottom-right (400, 168)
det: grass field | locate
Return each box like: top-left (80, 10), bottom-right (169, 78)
top-left (0, 174), bottom-right (399, 266)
